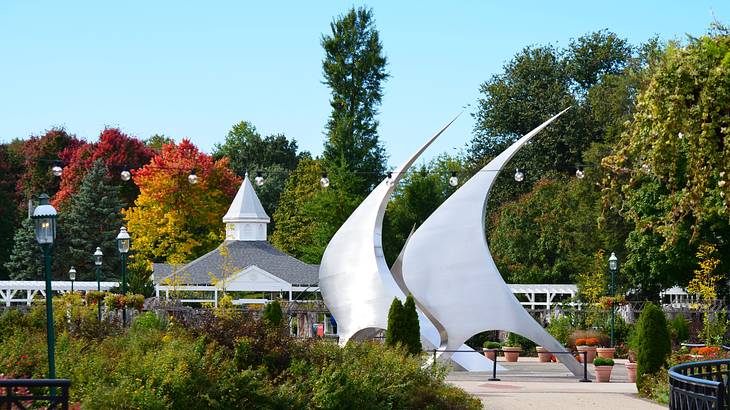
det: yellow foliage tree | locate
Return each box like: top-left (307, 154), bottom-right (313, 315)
top-left (124, 139), bottom-right (240, 265)
top-left (686, 243), bottom-right (722, 302)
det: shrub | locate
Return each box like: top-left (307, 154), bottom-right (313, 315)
top-left (385, 297), bottom-right (403, 348)
top-left (402, 295), bottom-right (421, 355)
top-left (635, 302), bottom-right (671, 389)
top-left (483, 341), bottom-right (501, 349)
top-left (131, 311), bottom-right (165, 332)
top-left (593, 357), bottom-right (614, 366)
top-left (546, 315), bottom-right (573, 345)
top-left (263, 300), bottom-right (284, 327)
top-left (669, 315), bottom-right (690, 345)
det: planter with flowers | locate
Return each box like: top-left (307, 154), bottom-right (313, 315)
top-left (575, 338), bottom-right (599, 363)
top-left (593, 357), bottom-right (614, 382)
top-left (483, 341), bottom-right (501, 361)
top-left (536, 346), bottom-right (554, 362)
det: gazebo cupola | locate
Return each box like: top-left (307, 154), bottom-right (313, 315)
top-left (222, 173), bottom-right (270, 241)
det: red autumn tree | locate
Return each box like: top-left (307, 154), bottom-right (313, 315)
top-left (17, 128), bottom-right (83, 200)
top-left (124, 139), bottom-right (241, 264)
top-left (54, 128), bottom-right (154, 208)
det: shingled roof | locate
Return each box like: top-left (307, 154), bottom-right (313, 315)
top-left (153, 240), bottom-right (319, 286)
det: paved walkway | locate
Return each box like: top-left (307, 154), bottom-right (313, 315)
top-left (446, 357), bottom-right (664, 410)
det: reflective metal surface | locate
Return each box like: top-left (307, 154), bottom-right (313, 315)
top-left (319, 116), bottom-right (459, 346)
top-left (391, 228), bottom-right (501, 371)
top-left (401, 108), bottom-right (583, 377)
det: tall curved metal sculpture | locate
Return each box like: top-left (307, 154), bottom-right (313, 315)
top-left (319, 115), bottom-right (495, 371)
top-left (401, 108), bottom-right (584, 377)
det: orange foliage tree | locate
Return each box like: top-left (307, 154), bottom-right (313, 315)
top-left (123, 139), bottom-right (240, 265)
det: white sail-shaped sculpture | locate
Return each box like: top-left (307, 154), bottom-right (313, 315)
top-left (319, 116), bottom-right (495, 371)
top-left (402, 108), bottom-right (584, 377)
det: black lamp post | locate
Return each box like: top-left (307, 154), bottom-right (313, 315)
top-left (608, 252), bottom-right (618, 347)
top-left (68, 267), bottom-right (76, 293)
top-left (116, 227), bottom-right (130, 326)
top-left (94, 246), bottom-right (103, 321)
top-left (31, 193), bottom-right (58, 384)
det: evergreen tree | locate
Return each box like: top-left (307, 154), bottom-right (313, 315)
top-left (321, 7), bottom-right (388, 195)
top-left (4, 217), bottom-right (43, 280)
top-left (59, 159), bottom-right (124, 280)
top-left (385, 297), bottom-right (403, 348)
top-left (635, 302), bottom-right (671, 389)
top-left (263, 300), bottom-right (284, 327)
top-left (402, 294), bottom-right (422, 355)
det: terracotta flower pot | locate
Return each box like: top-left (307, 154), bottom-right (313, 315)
top-left (576, 345), bottom-right (597, 363)
top-left (596, 347), bottom-right (616, 360)
top-left (483, 350), bottom-right (497, 361)
top-left (594, 365), bottom-right (613, 382)
top-left (502, 346), bottom-right (522, 362)
top-left (536, 346), bottom-right (553, 363)
top-left (625, 362), bottom-right (637, 383)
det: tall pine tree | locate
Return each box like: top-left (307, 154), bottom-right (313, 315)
top-left (402, 294), bottom-right (422, 355)
top-left (59, 159), bottom-right (125, 280)
top-left (4, 217), bottom-right (43, 280)
top-left (385, 297), bottom-right (404, 348)
top-left (321, 7), bottom-right (388, 195)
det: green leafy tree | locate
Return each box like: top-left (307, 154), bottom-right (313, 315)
top-left (634, 302), bottom-right (670, 389)
top-left (213, 121), bottom-right (305, 226)
top-left (58, 159), bottom-right (125, 280)
top-left (382, 155), bottom-right (464, 265)
top-left (385, 297), bottom-right (403, 348)
top-left (602, 27), bottom-right (730, 297)
top-left (271, 158), bottom-right (325, 261)
top-left (321, 7), bottom-right (388, 195)
top-left (0, 145), bottom-right (23, 279)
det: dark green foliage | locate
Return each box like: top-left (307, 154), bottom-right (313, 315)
top-left (386, 295), bottom-right (421, 355)
top-left (127, 259), bottom-right (154, 297)
top-left (58, 159), bottom-right (125, 281)
top-left (4, 217), bottom-right (43, 280)
top-left (385, 297), bottom-right (403, 348)
top-left (506, 332), bottom-right (536, 351)
top-left (402, 295), bottom-right (422, 355)
top-left (635, 302), bottom-right (671, 389)
top-left (321, 7), bottom-right (388, 195)
top-left (212, 121), bottom-right (305, 225)
top-left (669, 315), bottom-right (690, 345)
top-left (483, 341), bottom-right (501, 349)
top-left (0, 144), bottom-right (22, 279)
top-left (263, 300), bottom-right (284, 327)
top-left (382, 156), bottom-right (463, 265)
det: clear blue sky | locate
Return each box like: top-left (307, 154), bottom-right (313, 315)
top-left (1, 1), bottom-right (728, 166)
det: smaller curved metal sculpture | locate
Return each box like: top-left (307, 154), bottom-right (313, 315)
top-left (318, 116), bottom-right (459, 345)
top-left (402, 108), bottom-right (584, 377)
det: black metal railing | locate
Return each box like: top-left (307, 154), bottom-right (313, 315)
top-left (0, 379), bottom-right (70, 410)
top-left (669, 359), bottom-right (730, 410)
top-left (431, 348), bottom-right (591, 382)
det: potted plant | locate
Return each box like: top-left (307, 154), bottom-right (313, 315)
top-left (536, 346), bottom-right (553, 362)
top-left (483, 341), bottom-right (501, 361)
top-left (593, 357), bottom-right (614, 382)
top-left (596, 345), bottom-right (616, 359)
top-left (502, 345), bottom-right (521, 362)
top-left (625, 351), bottom-right (637, 383)
top-left (576, 337), bottom-right (598, 363)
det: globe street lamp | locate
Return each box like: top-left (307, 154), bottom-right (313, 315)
top-left (608, 252), bottom-right (618, 347)
top-left (68, 267), bottom-right (76, 293)
top-left (31, 193), bottom-right (58, 383)
top-left (116, 227), bottom-right (130, 326)
top-left (94, 247), bottom-right (103, 321)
